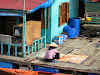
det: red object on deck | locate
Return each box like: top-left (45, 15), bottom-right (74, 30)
top-left (0, 0), bottom-right (47, 11)
top-left (91, 0), bottom-right (99, 2)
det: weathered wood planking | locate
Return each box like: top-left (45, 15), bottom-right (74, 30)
top-left (0, 55), bottom-right (100, 74)
top-left (0, 38), bottom-right (100, 73)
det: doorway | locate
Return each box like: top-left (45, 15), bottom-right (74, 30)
top-left (79, 0), bottom-right (85, 18)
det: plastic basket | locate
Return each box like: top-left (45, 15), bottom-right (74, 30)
top-left (54, 36), bottom-right (63, 45)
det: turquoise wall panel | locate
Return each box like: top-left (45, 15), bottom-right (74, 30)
top-left (46, 0), bottom-right (69, 43)
top-left (70, 0), bottom-right (79, 18)
top-left (43, 0), bottom-right (79, 43)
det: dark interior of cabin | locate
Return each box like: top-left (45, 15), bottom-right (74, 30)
top-left (0, 9), bottom-right (42, 35)
top-left (0, 8), bottom-right (43, 45)
top-left (0, 9), bottom-right (43, 56)
top-left (79, 0), bottom-right (100, 38)
top-left (79, 0), bottom-right (85, 18)
top-left (27, 9), bottom-right (42, 21)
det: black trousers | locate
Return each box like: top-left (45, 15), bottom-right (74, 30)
top-left (54, 53), bottom-right (60, 59)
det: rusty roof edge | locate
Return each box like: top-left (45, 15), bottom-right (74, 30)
top-left (27, 0), bottom-right (53, 14)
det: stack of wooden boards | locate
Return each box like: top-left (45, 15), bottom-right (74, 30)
top-left (58, 53), bottom-right (88, 64)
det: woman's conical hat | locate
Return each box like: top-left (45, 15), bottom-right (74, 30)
top-left (49, 42), bottom-right (58, 47)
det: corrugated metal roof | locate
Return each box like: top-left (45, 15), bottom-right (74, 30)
top-left (0, 0), bottom-right (47, 11)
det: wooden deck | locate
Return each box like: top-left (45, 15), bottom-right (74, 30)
top-left (0, 37), bottom-right (100, 74)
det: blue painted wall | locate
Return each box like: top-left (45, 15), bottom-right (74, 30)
top-left (44, 0), bottom-right (79, 43)
top-left (70, 0), bottom-right (79, 18)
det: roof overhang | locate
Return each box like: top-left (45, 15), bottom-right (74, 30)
top-left (0, 0), bottom-right (53, 16)
top-left (28, 0), bottom-right (53, 13)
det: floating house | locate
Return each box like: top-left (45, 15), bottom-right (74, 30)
top-left (0, 0), bottom-right (53, 57)
top-left (0, 0), bottom-right (80, 57)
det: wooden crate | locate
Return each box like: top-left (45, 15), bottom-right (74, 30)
top-left (17, 20), bottom-right (41, 45)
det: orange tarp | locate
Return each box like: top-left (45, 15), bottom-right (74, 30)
top-left (0, 68), bottom-right (38, 75)
top-left (0, 68), bottom-right (73, 75)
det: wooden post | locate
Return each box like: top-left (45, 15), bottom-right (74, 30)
top-left (44, 8), bottom-right (47, 48)
top-left (16, 17), bottom-right (19, 24)
top-left (23, 13), bottom-right (26, 57)
top-left (23, 0), bottom-right (26, 57)
top-left (1, 43), bottom-right (3, 56)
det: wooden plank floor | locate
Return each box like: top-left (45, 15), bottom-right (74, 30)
top-left (0, 37), bottom-right (100, 73)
